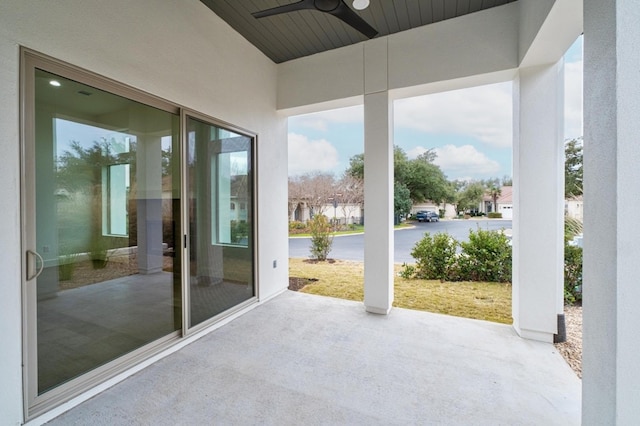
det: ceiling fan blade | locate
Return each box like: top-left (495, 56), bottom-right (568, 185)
top-left (252, 0), bottom-right (316, 19)
top-left (331, 2), bottom-right (378, 38)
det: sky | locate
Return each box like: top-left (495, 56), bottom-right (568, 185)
top-left (288, 36), bottom-right (583, 182)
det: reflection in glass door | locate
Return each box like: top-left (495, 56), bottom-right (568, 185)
top-left (186, 115), bottom-right (255, 327)
top-left (28, 68), bottom-right (182, 395)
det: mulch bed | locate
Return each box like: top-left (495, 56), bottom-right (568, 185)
top-left (288, 277), bottom-right (318, 291)
top-left (554, 305), bottom-right (582, 378)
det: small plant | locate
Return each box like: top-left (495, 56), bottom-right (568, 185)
top-left (410, 232), bottom-right (458, 280)
top-left (58, 247), bottom-right (79, 281)
top-left (487, 212), bottom-right (502, 219)
top-left (88, 237), bottom-right (110, 269)
top-left (398, 263), bottom-right (416, 279)
top-left (308, 214), bottom-right (333, 261)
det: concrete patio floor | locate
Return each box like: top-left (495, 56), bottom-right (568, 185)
top-left (47, 291), bottom-right (581, 425)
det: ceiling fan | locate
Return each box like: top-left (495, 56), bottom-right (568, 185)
top-left (252, 0), bottom-right (378, 39)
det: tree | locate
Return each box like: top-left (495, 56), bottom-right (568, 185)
top-left (299, 172), bottom-right (336, 217)
top-left (404, 158), bottom-right (450, 204)
top-left (455, 182), bottom-right (485, 214)
top-left (346, 153), bottom-right (364, 179)
top-left (487, 184), bottom-right (502, 212)
top-left (336, 173), bottom-right (364, 224)
top-left (345, 146), bottom-right (450, 207)
top-left (501, 175), bottom-right (513, 186)
top-left (394, 183), bottom-right (412, 222)
top-left (565, 138), bottom-right (583, 198)
top-left (345, 146), bottom-right (413, 182)
top-left (288, 176), bottom-right (305, 220)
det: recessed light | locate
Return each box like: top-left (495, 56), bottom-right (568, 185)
top-left (353, 0), bottom-right (370, 10)
top-left (49, 80), bottom-right (61, 87)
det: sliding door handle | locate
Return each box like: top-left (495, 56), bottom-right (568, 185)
top-left (26, 249), bottom-right (44, 281)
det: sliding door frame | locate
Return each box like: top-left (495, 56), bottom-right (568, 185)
top-left (20, 48), bottom-right (259, 420)
top-left (180, 108), bottom-right (258, 336)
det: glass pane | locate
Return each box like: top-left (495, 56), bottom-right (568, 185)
top-left (187, 117), bottom-right (254, 327)
top-left (35, 69), bottom-right (181, 394)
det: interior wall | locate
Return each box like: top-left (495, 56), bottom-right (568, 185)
top-left (0, 0), bottom-right (286, 423)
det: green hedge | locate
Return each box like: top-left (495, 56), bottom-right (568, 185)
top-left (409, 229), bottom-right (511, 283)
top-left (487, 212), bottom-right (503, 219)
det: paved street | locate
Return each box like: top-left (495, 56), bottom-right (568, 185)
top-left (289, 219), bottom-right (512, 264)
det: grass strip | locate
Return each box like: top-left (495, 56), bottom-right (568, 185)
top-left (289, 258), bottom-right (512, 325)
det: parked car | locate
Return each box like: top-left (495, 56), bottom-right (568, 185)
top-left (415, 211), bottom-right (439, 222)
top-left (425, 211), bottom-right (439, 222)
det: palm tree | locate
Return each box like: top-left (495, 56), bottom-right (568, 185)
top-left (488, 185), bottom-right (502, 213)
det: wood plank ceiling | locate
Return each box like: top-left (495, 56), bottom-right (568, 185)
top-left (201, 0), bottom-right (517, 64)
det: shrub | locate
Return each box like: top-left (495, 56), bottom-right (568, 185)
top-left (289, 221), bottom-right (307, 231)
top-left (230, 220), bottom-right (249, 244)
top-left (457, 228), bottom-right (512, 282)
top-left (487, 212), bottom-right (502, 219)
top-left (410, 232), bottom-right (458, 280)
top-left (564, 244), bottom-right (582, 304)
top-left (308, 214), bottom-right (333, 261)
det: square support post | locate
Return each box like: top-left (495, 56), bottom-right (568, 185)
top-left (363, 91), bottom-right (394, 314)
top-left (363, 40), bottom-right (394, 315)
top-left (512, 61), bottom-right (565, 342)
top-left (583, 1), bottom-right (640, 423)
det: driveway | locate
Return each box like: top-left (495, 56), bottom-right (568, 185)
top-left (289, 219), bottom-right (512, 263)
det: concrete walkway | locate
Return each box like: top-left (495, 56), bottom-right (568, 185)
top-left (48, 291), bottom-right (581, 425)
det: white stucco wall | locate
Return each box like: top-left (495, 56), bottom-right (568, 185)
top-left (0, 1), bottom-right (286, 423)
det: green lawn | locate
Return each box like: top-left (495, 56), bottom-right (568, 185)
top-left (289, 223), bottom-right (410, 238)
top-left (289, 258), bottom-right (512, 324)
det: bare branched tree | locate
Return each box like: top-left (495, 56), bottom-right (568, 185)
top-left (337, 173), bottom-right (364, 224)
top-left (300, 172), bottom-right (336, 217)
top-left (288, 176), bottom-right (305, 220)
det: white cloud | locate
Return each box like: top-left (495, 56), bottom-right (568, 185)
top-left (288, 133), bottom-right (339, 175)
top-left (394, 82), bottom-right (513, 148)
top-left (565, 59), bottom-right (583, 140)
top-left (291, 105), bottom-right (363, 132)
top-left (432, 144), bottom-right (501, 179)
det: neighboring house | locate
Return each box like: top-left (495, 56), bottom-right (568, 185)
top-left (479, 186), bottom-right (514, 219)
top-left (291, 200), bottom-right (363, 225)
top-left (565, 195), bottom-right (584, 221)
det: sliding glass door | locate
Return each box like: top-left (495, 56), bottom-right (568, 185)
top-left (186, 115), bottom-right (255, 328)
top-left (26, 66), bottom-right (183, 398)
top-left (22, 52), bottom-right (256, 417)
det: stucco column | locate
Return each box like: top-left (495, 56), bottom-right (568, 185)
top-left (363, 39), bottom-right (394, 314)
top-left (512, 60), bottom-right (565, 342)
top-left (583, 1), bottom-right (640, 423)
